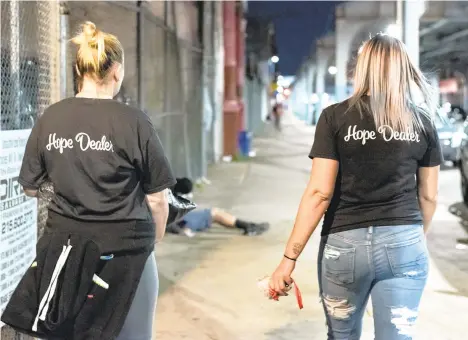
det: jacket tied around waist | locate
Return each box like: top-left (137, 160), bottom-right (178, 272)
top-left (1, 211), bottom-right (154, 340)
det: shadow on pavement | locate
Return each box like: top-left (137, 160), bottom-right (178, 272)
top-left (157, 232), bottom-right (235, 296)
top-left (264, 319), bottom-right (327, 340)
top-left (433, 289), bottom-right (468, 298)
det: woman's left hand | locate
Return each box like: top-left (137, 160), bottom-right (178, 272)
top-left (269, 257), bottom-right (296, 297)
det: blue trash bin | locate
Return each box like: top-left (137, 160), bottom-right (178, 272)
top-left (238, 130), bottom-right (252, 157)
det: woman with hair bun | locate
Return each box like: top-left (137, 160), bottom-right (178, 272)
top-left (1, 22), bottom-right (174, 340)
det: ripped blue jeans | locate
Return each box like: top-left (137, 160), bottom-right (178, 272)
top-left (318, 225), bottom-right (428, 340)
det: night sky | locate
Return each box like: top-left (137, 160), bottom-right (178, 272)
top-left (248, 1), bottom-right (339, 76)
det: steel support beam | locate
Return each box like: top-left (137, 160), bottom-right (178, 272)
top-left (422, 46), bottom-right (468, 59)
top-left (421, 28), bottom-right (468, 53)
top-left (419, 19), bottom-right (448, 37)
top-left (402, 0), bottom-right (424, 67)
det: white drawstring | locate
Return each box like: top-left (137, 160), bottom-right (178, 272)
top-left (32, 242), bottom-right (73, 332)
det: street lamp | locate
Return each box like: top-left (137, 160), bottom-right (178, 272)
top-left (310, 93), bottom-right (319, 104)
top-left (328, 66), bottom-right (337, 75)
top-left (271, 55), bottom-right (279, 63)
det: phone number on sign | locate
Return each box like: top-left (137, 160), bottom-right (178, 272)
top-left (1, 211), bottom-right (34, 235)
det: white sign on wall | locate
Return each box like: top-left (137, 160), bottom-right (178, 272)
top-left (0, 129), bottom-right (37, 325)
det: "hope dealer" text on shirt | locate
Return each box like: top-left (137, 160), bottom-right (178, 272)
top-left (344, 125), bottom-right (420, 145)
top-left (46, 133), bottom-right (114, 153)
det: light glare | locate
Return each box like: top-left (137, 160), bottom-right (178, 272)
top-left (386, 24), bottom-right (401, 38)
top-left (328, 66), bottom-right (337, 75)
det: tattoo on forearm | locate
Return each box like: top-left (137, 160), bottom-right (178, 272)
top-left (292, 243), bottom-right (303, 255)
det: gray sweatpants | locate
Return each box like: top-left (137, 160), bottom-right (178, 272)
top-left (116, 253), bottom-right (158, 340)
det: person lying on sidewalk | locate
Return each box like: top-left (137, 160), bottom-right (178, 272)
top-left (167, 177), bottom-right (270, 237)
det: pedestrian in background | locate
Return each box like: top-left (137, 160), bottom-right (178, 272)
top-left (272, 101), bottom-right (284, 131)
top-left (269, 33), bottom-right (442, 339)
top-left (2, 21), bottom-right (174, 339)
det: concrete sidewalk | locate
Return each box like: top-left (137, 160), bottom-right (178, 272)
top-left (153, 115), bottom-right (468, 340)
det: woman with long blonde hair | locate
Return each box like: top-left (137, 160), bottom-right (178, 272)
top-left (269, 33), bottom-right (442, 339)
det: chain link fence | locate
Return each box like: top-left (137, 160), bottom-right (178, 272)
top-left (0, 1), bottom-right (206, 244)
top-left (2, 0), bottom-right (206, 189)
top-left (1, 2), bottom-right (59, 338)
top-left (1, 1), bottom-right (58, 132)
top-left (1, 0), bottom-right (204, 261)
top-left (141, 9), bottom-right (203, 179)
top-left (143, 5), bottom-right (203, 180)
top-left (1, 0), bottom-right (59, 237)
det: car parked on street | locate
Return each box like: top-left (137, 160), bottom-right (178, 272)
top-left (447, 105), bottom-right (467, 123)
top-left (435, 111), bottom-right (462, 166)
top-left (457, 118), bottom-right (468, 202)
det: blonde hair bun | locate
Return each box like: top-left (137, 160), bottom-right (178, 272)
top-left (72, 21), bottom-right (101, 47)
top-left (72, 21), bottom-right (124, 81)
top-left (82, 21), bottom-right (97, 39)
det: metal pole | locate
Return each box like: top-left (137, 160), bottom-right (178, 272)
top-left (209, 2), bottom-right (217, 160)
top-left (200, 2), bottom-right (211, 178)
top-left (59, 3), bottom-right (69, 100)
top-left (172, 3), bottom-right (193, 178)
top-left (213, 1), bottom-right (224, 162)
top-left (10, 0), bottom-right (20, 130)
top-left (48, 0), bottom-right (61, 106)
top-left (136, 1), bottom-right (143, 108)
top-left (306, 64), bottom-right (313, 125)
top-left (401, 0), bottom-right (407, 44)
top-left (401, 0), bottom-right (421, 67)
top-left (397, 0), bottom-right (403, 40)
top-left (163, 1), bottom-right (172, 166)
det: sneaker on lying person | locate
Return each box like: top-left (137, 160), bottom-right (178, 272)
top-left (243, 223), bottom-right (270, 236)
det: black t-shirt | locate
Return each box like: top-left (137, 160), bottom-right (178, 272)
top-left (19, 97), bottom-right (176, 222)
top-left (310, 97), bottom-right (443, 236)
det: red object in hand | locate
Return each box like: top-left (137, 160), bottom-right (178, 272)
top-left (268, 288), bottom-right (279, 301)
top-left (294, 281), bottom-right (303, 309)
top-left (260, 277), bottom-right (303, 309)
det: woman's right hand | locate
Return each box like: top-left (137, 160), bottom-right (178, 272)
top-left (269, 257), bottom-right (296, 297)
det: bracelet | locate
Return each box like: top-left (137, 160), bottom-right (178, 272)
top-left (283, 254), bottom-right (297, 262)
